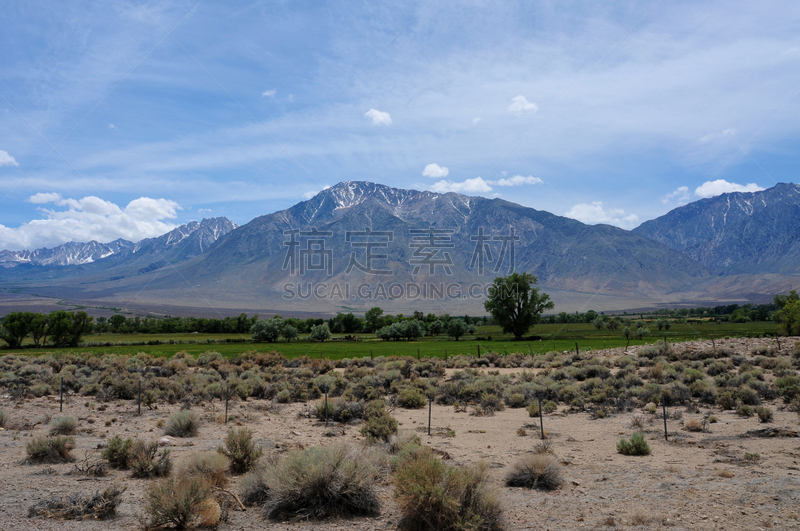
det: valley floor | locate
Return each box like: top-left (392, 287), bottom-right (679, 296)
top-left (1, 337), bottom-right (799, 530)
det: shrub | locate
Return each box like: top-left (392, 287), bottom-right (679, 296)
top-left (479, 393), bottom-right (505, 415)
top-left (735, 387), bottom-right (760, 406)
top-left (101, 435), bottom-right (134, 469)
top-left (527, 401), bottom-right (540, 417)
top-left (617, 433), bottom-right (651, 456)
top-left (506, 392), bottom-right (527, 408)
top-left (129, 441), bottom-right (172, 478)
top-left (49, 416), bottom-right (78, 436)
top-left (164, 410), bottom-right (200, 437)
top-left (716, 391), bottom-right (737, 410)
top-left (26, 436), bottom-right (75, 464)
top-left (217, 428), bottom-right (263, 474)
top-left (315, 399), bottom-right (365, 423)
top-left (505, 454), bottom-right (562, 490)
top-left (755, 406), bottom-right (773, 423)
top-left (0, 410), bottom-right (5, 428)
top-left (360, 400), bottom-right (398, 442)
top-left (240, 464), bottom-right (271, 507)
top-left (261, 444), bottom-right (381, 519)
top-left (178, 452), bottom-right (229, 488)
top-left (143, 476), bottom-right (212, 529)
top-left (744, 452), bottom-right (760, 463)
top-left (398, 388), bottom-right (427, 409)
top-left (27, 486), bottom-right (125, 520)
top-left (737, 405), bottom-right (754, 417)
top-left (394, 449), bottom-right (503, 531)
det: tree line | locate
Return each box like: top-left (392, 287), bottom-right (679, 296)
top-left (0, 311), bottom-right (93, 348)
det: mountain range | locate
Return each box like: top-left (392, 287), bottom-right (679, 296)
top-left (1, 182), bottom-right (798, 316)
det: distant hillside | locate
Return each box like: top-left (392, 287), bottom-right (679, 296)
top-left (0, 217), bottom-right (237, 282)
top-left (634, 183), bottom-right (800, 275)
top-left (0, 239), bottom-right (133, 267)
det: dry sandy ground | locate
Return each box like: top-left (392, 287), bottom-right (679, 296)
top-left (2, 338), bottom-right (800, 530)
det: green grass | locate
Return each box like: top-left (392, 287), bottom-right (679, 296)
top-left (0, 321), bottom-right (778, 360)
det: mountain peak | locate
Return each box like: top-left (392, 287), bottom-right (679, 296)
top-left (320, 181), bottom-right (425, 209)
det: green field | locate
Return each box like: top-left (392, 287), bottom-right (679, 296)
top-left (0, 320), bottom-right (778, 360)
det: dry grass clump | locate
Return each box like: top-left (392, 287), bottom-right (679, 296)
top-left (629, 413), bottom-right (647, 429)
top-left (217, 428), bottom-right (263, 474)
top-left (506, 453), bottom-right (562, 490)
top-left (629, 508), bottom-right (666, 526)
top-left (394, 447), bottom-right (503, 531)
top-left (143, 476), bottom-right (212, 529)
top-left (164, 410), bottom-right (200, 437)
top-left (26, 436), bottom-right (75, 464)
top-left (0, 409), bottom-right (6, 428)
top-left (716, 468), bottom-right (735, 478)
top-left (28, 486), bottom-right (125, 520)
top-left (533, 440), bottom-right (553, 455)
top-left (48, 416), bottom-right (78, 436)
top-left (177, 452), bottom-right (229, 488)
top-left (685, 418), bottom-right (705, 432)
top-left (246, 443), bottom-right (382, 520)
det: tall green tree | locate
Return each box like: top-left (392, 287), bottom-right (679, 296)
top-left (484, 272), bottom-right (554, 340)
top-left (47, 311), bottom-right (93, 347)
top-left (309, 323), bottom-right (332, 342)
top-left (775, 299), bottom-right (800, 336)
top-left (364, 307), bottom-right (384, 332)
top-left (1, 312), bottom-right (33, 348)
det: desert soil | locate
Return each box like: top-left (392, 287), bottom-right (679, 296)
top-left (2, 337), bottom-right (800, 530)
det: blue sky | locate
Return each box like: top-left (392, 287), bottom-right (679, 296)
top-left (1, 0), bottom-right (799, 250)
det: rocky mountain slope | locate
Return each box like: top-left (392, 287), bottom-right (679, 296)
top-left (634, 183), bottom-right (800, 275)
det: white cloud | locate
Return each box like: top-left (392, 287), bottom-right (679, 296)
top-left (565, 202), bottom-right (639, 229)
top-left (428, 174), bottom-right (543, 194)
top-left (699, 128), bottom-right (736, 143)
top-left (662, 186), bottom-right (691, 204)
top-left (262, 89), bottom-right (276, 97)
top-left (422, 163), bottom-right (449, 178)
top-left (364, 108), bottom-right (392, 126)
top-left (28, 192), bottom-right (63, 204)
top-left (108, 123), bottom-right (117, 130)
top-left (0, 194), bottom-right (180, 251)
top-left (472, 117), bottom-right (481, 125)
top-left (430, 177), bottom-right (492, 194)
top-left (694, 179), bottom-right (764, 198)
top-left (490, 175), bottom-right (543, 186)
top-left (303, 185), bottom-right (330, 199)
top-left (508, 95), bottom-right (538, 114)
top-left (0, 150), bottom-right (19, 167)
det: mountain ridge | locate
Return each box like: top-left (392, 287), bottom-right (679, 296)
top-left (633, 183), bottom-right (800, 274)
top-left (1, 181), bottom-right (797, 315)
